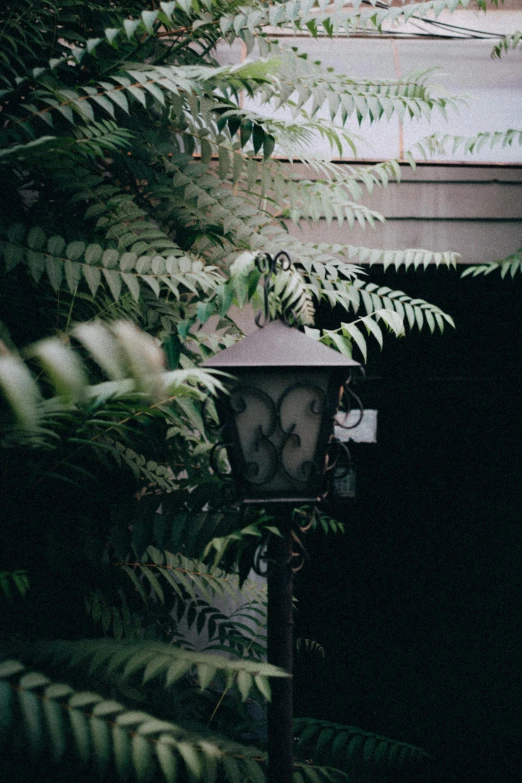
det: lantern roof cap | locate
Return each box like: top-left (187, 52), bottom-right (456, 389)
top-left (202, 319), bottom-right (359, 369)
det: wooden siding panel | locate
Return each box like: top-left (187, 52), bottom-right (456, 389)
top-left (360, 181), bottom-right (522, 219)
top-left (290, 220), bottom-right (521, 265)
top-left (286, 164), bottom-right (522, 264)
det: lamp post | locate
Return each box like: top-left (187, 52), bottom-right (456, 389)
top-left (202, 252), bottom-right (361, 783)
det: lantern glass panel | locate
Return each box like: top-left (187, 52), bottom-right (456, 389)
top-left (220, 368), bottom-right (341, 503)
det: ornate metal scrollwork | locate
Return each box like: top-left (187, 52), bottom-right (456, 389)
top-left (207, 366), bottom-right (365, 503)
top-left (251, 528), bottom-right (307, 576)
top-left (290, 528), bottom-right (308, 573)
top-left (254, 250), bottom-right (293, 328)
top-left (230, 385), bottom-right (278, 485)
top-left (206, 375), bottom-right (334, 503)
top-left (334, 370), bottom-right (364, 431)
top-left (229, 380), bottom-right (327, 491)
top-left (208, 441), bottom-right (234, 480)
top-left (277, 381), bottom-right (327, 484)
top-left (325, 438), bottom-right (357, 500)
top-left (326, 438), bottom-right (353, 478)
top-left (252, 537), bottom-right (271, 577)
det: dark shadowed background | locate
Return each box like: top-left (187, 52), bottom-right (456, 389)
top-left (294, 266), bottom-right (522, 783)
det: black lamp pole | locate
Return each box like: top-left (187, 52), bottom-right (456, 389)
top-left (266, 508), bottom-right (294, 783)
top-left (202, 252), bottom-right (362, 783)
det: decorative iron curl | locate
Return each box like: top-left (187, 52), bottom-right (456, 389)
top-left (209, 441), bottom-right (233, 480)
top-left (290, 529), bottom-right (308, 573)
top-left (252, 528), bottom-right (307, 575)
top-left (277, 381), bottom-right (327, 484)
top-left (230, 386), bottom-right (279, 485)
top-left (254, 250), bottom-right (292, 327)
top-left (334, 374), bottom-right (364, 431)
top-left (244, 430), bottom-right (279, 485)
top-left (325, 438), bottom-right (353, 479)
top-left (294, 505), bottom-right (324, 534)
top-left (278, 381), bottom-right (327, 419)
top-left (296, 511), bottom-right (314, 534)
top-left (206, 376), bottom-right (335, 498)
top-left (230, 386), bottom-right (277, 438)
top-left (256, 250), bottom-right (292, 276)
top-left (252, 538), bottom-right (271, 577)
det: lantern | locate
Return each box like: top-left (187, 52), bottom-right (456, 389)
top-left (203, 318), bottom-right (359, 504)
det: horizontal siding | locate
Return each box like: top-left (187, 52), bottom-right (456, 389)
top-left (286, 163), bottom-right (522, 264)
top-left (291, 220), bottom-right (521, 265)
top-left (361, 182), bottom-right (521, 220)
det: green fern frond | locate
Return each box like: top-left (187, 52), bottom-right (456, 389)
top-left (120, 548), bottom-right (249, 605)
top-left (153, 156), bottom-right (273, 247)
top-left (0, 122), bottom-right (134, 164)
top-left (351, 280), bottom-right (455, 331)
top-left (115, 546), bottom-right (268, 657)
top-left (272, 266), bottom-right (316, 325)
top-left (234, 150), bottom-right (404, 203)
top-left (74, 120), bottom-right (135, 156)
top-left (249, 229), bottom-right (458, 302)
top-left (412, 129), bottom-right (522, 159)
top-left (492, 31), bottom-right (522, 59)
top-left (147, 502), bottom-right (249, 562)
top-left (0, 321), bottom-right (225, 427)
top-left (0, 656), bottom-right (269, 782)
top-left (193, 134), bottom-right (401, 208)
top-left (308, 243), bottom-right (459, 270)
top-left (268, 51), bottom-right (462, 127)
top-left (85, 589), bottom-right (144, 640)
top-left (296, 638), bottom-right (326, 661)
top-left (316, 288), bottom-right (453, 361)
top-left (220, 0), bottom-right (483, 39)
top-left (3, 58), bottom-right (282, 139)
top-left (294, 717), bottom-right (432, 775)
top-left (0, 224), bottom-right (223, 302)
top-left (318, 310), bottom-right (402, 361)
top-left (32, 639), bottom-right (286, 701)
top-left (120, 546), bottom-right (267, 608)
top-left (0, 570), bottom-right (30, 601)
top-left (282, 184), bottom-right (385, 229)
top-left (461, 248), bottom-right (522, 279)
top-left (292, 761), bottom-right (351, 782)
top-left (53, 170), bottom-right (182, 257)
top-left (103, 440), bottom-right (178, 492)
top-left (202, 519), bottom-right (281, 569)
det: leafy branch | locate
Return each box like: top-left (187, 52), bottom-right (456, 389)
top-left (461, 248), bottom-right (522, 279)
top-left (0, 656), bottom-right (270, 783)
top-left (0, 570), bottom-right (30, 601)
top-left (0, 320), bottom-right (225, 427)
top-left (294, 717), bottom-right (432, 776)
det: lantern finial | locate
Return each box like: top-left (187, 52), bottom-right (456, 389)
top-left (254, 250), bottom-right (293, 328)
